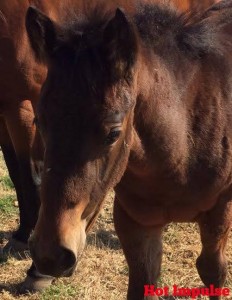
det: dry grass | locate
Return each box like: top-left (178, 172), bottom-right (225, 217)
top-left (0, 152), bottom-right (231, 300)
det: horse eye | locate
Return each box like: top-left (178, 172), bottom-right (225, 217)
top-left (105, 128), bottom-right (121, 145)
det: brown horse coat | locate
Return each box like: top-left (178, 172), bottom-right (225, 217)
top-left (0, 0), bottom-right (220, 295)
top-left (0, 0), bottom-right (217, 248)
top-left (25, 0), bottom-right (231, 299)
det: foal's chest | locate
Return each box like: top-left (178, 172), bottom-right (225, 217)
top-left (116, 161), bottom-right (232, 225)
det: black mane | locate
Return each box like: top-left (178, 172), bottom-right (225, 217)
top-left (134, 3), bottom-right (231, 59)
top-left (54, 1), bottom-right (232, 65)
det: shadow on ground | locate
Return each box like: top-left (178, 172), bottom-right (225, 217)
top-left (87, 229), bottom-right (121, 250)
top-left (0, 282), bottom-right (22, 296)
top-left (0, 230), bottom-right (12, 242)
top-left (0, 230), bottom-right (30, 261)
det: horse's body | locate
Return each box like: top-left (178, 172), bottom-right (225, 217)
top-left (0, 0), bottom-right (171, 250)
top-left (25, 0), bottom-right (232, 299)
top-left (0, 0), bottom-right (45, 248)
top-left (1, 0), bottom-right (221, 295)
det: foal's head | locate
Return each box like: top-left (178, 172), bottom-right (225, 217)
top-left (26, 6), bottom-right (138, 276)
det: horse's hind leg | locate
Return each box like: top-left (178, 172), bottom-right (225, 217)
top-left (0, 118), bottom-right (22, 202)
top-left (196, 197), bottom-right (232, 300)
top-left (114, 198), bottom-right (163, 300)
top-left (0, 118), bottom-right (30, 252)
top-left (4, 101), bottom-right (40, 245)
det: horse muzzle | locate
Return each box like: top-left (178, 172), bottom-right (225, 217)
top-left (29, 236), bottom-right (77, 277)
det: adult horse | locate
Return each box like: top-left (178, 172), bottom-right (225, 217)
top-left (0, 0), bottom-right (46, 252)
top-left (25, 0), bottom-right (232, 299)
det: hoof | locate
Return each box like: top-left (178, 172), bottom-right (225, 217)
top-left (1, 238), bottom-right (30, 259)
top-left (19, 274), bottom-right (55, 294)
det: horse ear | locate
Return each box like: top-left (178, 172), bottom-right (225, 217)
top-left (103, 8), bottom-right (137, 80)
top-left (26, 7), bottom-right (57, 64)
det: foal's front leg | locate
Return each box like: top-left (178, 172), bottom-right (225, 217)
top-left (196, 198), bottom-right (232, 300)
top-left (114, 198), bottom-right (163, 300)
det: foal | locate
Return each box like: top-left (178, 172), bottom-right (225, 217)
top-left (26, 0), bottom-right (232, 299)
top-left (0, 0), bottom-right (216, 256)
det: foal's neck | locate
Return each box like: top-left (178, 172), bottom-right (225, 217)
top-left (131, 52), bottom-right (199, 179)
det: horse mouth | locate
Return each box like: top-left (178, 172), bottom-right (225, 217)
top-left (29, 244), bottom-right (77, 278)
top-left (33, 261), bottom-right (76, 278)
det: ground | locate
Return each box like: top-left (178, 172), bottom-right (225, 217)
top-left (0, 151), bottom-right (231, 300)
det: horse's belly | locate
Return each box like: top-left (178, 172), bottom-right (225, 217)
top-left (116, 185), bottom-right (221, 226)
top-left (117, 199), bottom-right (211, 226)
top-left (163, 200), bottom-right (215, 222)
top-left (116, 163), bottom-right (232, 226)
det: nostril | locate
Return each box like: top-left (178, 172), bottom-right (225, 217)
top-left (59, 247), bottom-right (76, 271)
top-left (27, 240), bottom-right (77, 277)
